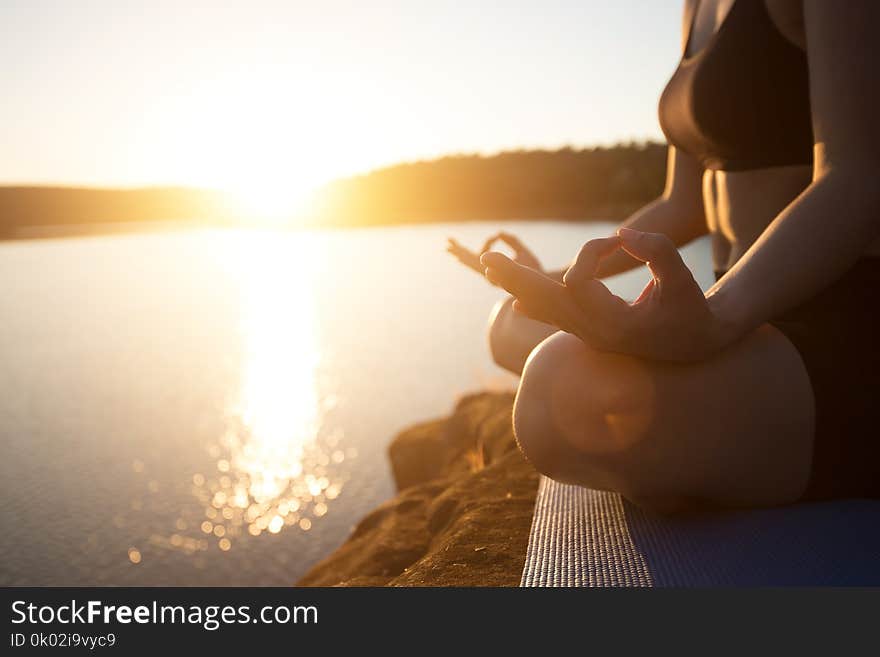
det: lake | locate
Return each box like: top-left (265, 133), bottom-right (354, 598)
top-left (0, 221), bottom-right (713, 585)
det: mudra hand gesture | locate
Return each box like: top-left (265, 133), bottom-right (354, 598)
top-left (447, 232), bottom-right (543, 277)
top-left (481, 228), bottom-right (727, 362)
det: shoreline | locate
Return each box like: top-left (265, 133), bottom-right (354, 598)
top-left (297, 391), bottom-right (537, 587)
top-left (0, 214), bottom-right (623, 243)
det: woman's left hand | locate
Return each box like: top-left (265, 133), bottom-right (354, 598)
top-left (447, 232), bottom-right (543, 276)
top-left (481, 228), bottom-right (734, 362)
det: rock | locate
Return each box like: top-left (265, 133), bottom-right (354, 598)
top-left (297, 391), bottom-right (539, 587)
top-left (388, 391), bottom-right (518, 490)
top-left (387, 419), bottom-right (448, 491)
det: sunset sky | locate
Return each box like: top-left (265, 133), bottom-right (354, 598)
top-left (2, 0), bottom-right (680, 204)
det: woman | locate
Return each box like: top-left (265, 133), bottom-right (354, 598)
top-left (448, 0), bottom-right (880, 511)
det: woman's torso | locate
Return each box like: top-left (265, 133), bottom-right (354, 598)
top-left (672, 0), bottom-right (880, 270)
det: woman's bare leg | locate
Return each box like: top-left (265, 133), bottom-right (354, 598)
top-left (513, 326), bottom-right (815, 511)
top-left (487, 296), bottom-right (557, 374)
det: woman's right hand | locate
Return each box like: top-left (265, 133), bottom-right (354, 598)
top-left (446, 232), bottom-right (543, 277)
top-left (481, 230), bottom-right (728, 362)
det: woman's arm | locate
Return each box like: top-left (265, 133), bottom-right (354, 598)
top-left (486, 145), bottom-right (706, 371)
top-left (540, 146), bottom-right (706, 282)
top-left (707, 0), bottom-right (880, 341)
top-left (595, 146), bottom-right (707, 278)
top-left (483, 1), bottom-right (880, 362)
top-left (480, 0), bottom-right (708, 370)
top-left (566, 0), bottom-right (706, 280)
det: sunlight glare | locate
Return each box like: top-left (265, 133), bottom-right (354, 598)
top-left (233, 233), bottom-right (321, 499)
top-left (175, 231), bottom-right (347, 548)
top-left (152, 68), bottom-right (360, 225)
top-left (226, 178), bottom-right (316, 226)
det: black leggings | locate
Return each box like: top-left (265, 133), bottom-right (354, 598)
top-left (716, 258), bottom-right (880, 501)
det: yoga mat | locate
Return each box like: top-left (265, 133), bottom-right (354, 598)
top-left (521, 476), bottom-right (880, 587)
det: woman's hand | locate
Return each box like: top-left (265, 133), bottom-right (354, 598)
top-left (481, 228), bottom-right (734, 362)
top-left (447, 232), bottom-right (543, 277)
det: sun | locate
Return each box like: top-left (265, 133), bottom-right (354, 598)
top-left (225, 177), bottom-right (316, 226)
top-left (154, 68), bottom-right (342, 226)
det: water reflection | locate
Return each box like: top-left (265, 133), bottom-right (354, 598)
top-left (160, 233), bottom-right (351, 558)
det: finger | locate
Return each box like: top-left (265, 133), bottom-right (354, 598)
top-left (480, 233), bottom-right (502, 254)
top-left (481, 252), bottom-right (544, 298)
top-left (509, 298), bottom-right (575, 333)
top-left (447, 237), bottom-right (466, 254)
top-left (446, 239), bottom-right (483, 272)
top-left (496, 232), bottom-right (528, 255)
top-left (512, 298), bottom-right (541, 320)
top-left (512, 296), bottom-right (583, 335)
top-left (565, 278), bottom-right (632, 334)
top-left (445, 240), bottom-right (468, 259)
top-left (617, 228), bottom-right (689, 286)
top-left (492, 256), bottom-right (626, 342)
top-left (562, 236), bottom-right (621, 286)
top-left (633, 278), bottom-right (656, 304)
top-left (481, 252), bottom-right (581, 328)
top-left (497, 232), bottom-right (541, 267)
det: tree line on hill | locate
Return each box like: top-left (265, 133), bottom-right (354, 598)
top-left (0, 186), bottom-right (227, 237)
top-left (0, 142), bottom-right (666, 237)
top-left (311, 142), bottom-right (666, 227)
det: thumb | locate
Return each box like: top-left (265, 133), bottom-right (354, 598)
top-left (617, 228), bottom-right (689, 286)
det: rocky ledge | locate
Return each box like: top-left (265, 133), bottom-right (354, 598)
top-left (297, 392), bottom-right (539, 586)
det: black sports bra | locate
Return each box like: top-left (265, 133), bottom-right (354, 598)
top-left (658, 0), bottom-right (813, 171)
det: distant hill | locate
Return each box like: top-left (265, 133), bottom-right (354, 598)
top-left (0, 142), bottom-right (667, 237)
top-left (310, 142), bottom-right (667, 227)
top-left (0, 186), bottom-right (229, 237)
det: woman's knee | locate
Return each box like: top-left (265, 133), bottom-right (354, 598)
top-left (487, 296), bottom-right (556, 374)
top-left (512, 333), bottom-right (611, 484)
top-left (487, 296), bottom-right (517, 371)
top-left (512, 332), bottom-right (663, 496)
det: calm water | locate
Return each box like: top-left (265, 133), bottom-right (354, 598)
top-left (0, 221), bottom-right (712, 585)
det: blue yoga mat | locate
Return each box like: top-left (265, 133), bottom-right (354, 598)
top-left (520, 477), bottom-right (880, 587)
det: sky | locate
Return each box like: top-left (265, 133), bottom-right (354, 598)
top-left (1, 0), bottom-right (681, 201)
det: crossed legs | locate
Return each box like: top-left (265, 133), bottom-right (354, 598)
top-left (511, 327), bottom-right (815, 512)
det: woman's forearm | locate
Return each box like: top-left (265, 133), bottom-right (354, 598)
top-left (598, 196), bottom-right (708, 278)
top-left (707, 167), bottom-right (880, 341)
top-left (546, 196), bottom-right (706, 281)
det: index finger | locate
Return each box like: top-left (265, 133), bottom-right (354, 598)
top-left (481, 252), bottom-right (581, 328)
top-left (563, 236), bottom-right (621, 286)
top-left (480, 233), bottom-right (502, 254)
